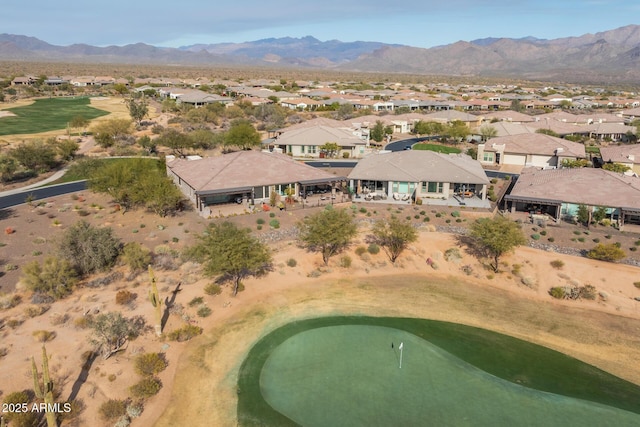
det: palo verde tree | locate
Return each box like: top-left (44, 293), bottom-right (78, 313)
top-left (125, 96), bottom-right (149, 125)
top-left (369, 217), bottom-right (418, 263)
top-left (469, 215), bottom-right (526, 273)
top-left (298, 207), bottom-right (358, 265)
top-left (187, 222), bottom-right (272, 296)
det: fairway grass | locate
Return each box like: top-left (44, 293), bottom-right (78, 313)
top-left (412, 143), bottom-right (461, 154)
top-left (239, 317), bottom-right (640, 426)
top-left (0, 97), bottom-right (109, 136)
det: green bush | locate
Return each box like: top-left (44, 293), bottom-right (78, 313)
top-left (451, 211), bottom-right (460, 218)
top-left (204, 283), bottom-right (222, 295)
top-left (167, 324), bottom-right (203, 342)
top-left (197, 306), bottom-right (212, 317)
top-left (339, 255), bottom-right (352, 268)
top-left (269, 219), bottom-right (280, 229)
top-left (134, 352), bottom-right (168, 377)
top-left (423, 216), bottom-right (430, 222)
top-left (587, 244), bottom-right (626, 262)
top-left (99, 399), bottom-right (127, 421)
top-left (355, 246), bottom-right (367, 256)
top-left (539, 230), bottom-right (547, 236)
top-left (130, 376), bottom-right (163, 399)
top-left (633, 281), bottom-right (640, 289)
top-left (256, 218), bottom-right (265, 225)
top-left (21, 256), bottom-right (78, 300)
top-left (367, 243), bottom-right (380, 255)
top-left (547, 237), bottom-right (555, 243)
top-left (286, 258), bottom-right (297, 267)
top-left (593, 238), bottom-right (600, 243)
top-left (269, 212), bottom-right (276, 218)
top-left (549, 287), bottom-right (566, 299)
top-left (188, 296), bottom-right (204, 307)
top-left (531, 234), bottom-right (541, 240)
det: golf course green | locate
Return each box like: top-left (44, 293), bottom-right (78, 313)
top-left (237, 317), bottom-right (640, 426)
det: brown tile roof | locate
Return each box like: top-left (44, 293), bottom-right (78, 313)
top-left (348, 151), bottom-right (489, 184)
top-left (483, 133), bottom-right (586, 158)
top-left (600, 144), bottom-right (640, 164)
top-left (509, 167), bottom-right (640, 209)
top-left (167, 151), bottom-right (343, 193)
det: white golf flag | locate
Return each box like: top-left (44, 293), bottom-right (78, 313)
top-left (399, 342), bottom-right (403, 350)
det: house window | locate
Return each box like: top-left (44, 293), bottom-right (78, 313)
top-left (309, 146), bottom-right (316, 154)
top-left (483, 152), bottom-right (494, 162)
top-left (423, 182), bottom-right (443, 193)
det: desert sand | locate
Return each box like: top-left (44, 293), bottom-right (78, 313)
top-left (1, 195), bottom-right (640, 426)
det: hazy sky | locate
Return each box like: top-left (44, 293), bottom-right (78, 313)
top-left (3, 0), bottom-right (637, 48)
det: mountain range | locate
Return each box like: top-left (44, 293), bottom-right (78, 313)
top-left (1, 25), bottom-right (640, 83)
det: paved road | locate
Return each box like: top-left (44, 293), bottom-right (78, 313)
top-left (0, 181), bottom-right (87, 209)
top-left (385, 136), bottom-right (436, 152)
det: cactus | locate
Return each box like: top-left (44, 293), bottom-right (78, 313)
top-left (148, 265), bottom-right (162, 337)
top-left (31, 345), bottom-right (57, 427)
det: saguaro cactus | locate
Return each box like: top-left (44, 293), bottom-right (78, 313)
top-left (148, 265), bottom-right (162, 337)
top-left (32, 345), bottom-right (57, 427)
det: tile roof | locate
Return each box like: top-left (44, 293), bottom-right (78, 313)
top-left (483, 133), bottom-right (586, 158)
top-left (348, 151), bottom-right (489, 184)
top-left (167, 151), bottom-right (343, 193)
top-left (509, 167), bottom-right (640, 209)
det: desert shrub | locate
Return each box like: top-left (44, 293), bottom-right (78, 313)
top-left (577, 237), bottom-right (585, 242)
top-left (121, 242), bottom-right (152, 273)
top-left (339, 255), bottom-right (352, 268)
top-left (587, 244), bottom-right (626, 262)
top-left (50, 312), bottom-right (69, 325)
top-left (197, 306), bottom-right (212, 317)
top-left (547, 237), bottom-right (555, 242)
top-left (592, 238), bottom-right (600, 243)
top-left (511, 264), bottom-right (522, 275)
top-left (269, 219), bottom-right (280, 229)
top-left (21, 256), bottom-right (78, 300)
top-left (359, 207), bottom-right (367, 213)
top-left (531, 233), bottom-right (541, 240)
top-left (269, 212), bottom-right (276, 218)
top-left (539, 230), bottom-right (547, 236)
top-left (256, 218), bottom-right (265, 225)
top-left (6, 318), bottom-right (24, 328)
top-left (58, 220), bottom-right (121, 276)
top-left (549, 287), bottom-right (566, 299)
top-left (2, 390), bottom-right (38, 427)
top-left (286, 258), bottom-right (297, 267)
top-left (444, 247), bottom-right (461, 262)
top-left (579, 284), bottom-right (597, 300)
top-left (130, 376), bottom-right (163, 399)
top-left (0, 293), bottom-right (22, 310)
top-left (74, 316), bottom-right (91, 329)
top-left (633, 282), bottom-right (640, 289)
top-left (355, 246), bottom-right (367, 256)
top-left (99, 399), bottom-right (127, 421)
top-left (367, 243), bottom-right (380, 255)
top-left (188, 296), bottom-right (204, 307)
top-left (204, 283), bottom-right (222, 295)
top-left (0, 347), bottom-right (8, 358)
top-left (134, 352), bottom-right (168, 377)
top-left (24, 304), bottom-right (50, 318)
top-left (451, 211), bottom-right (460, 218)
top-left (167, 324), bottom-right (203, 342)
top-left (32, 330), bottom-right (56, 342)
top-left (550, 260), bottom-right (565, 269)
top-left (126, 402), bottom-right (143, 419)
top-left (423, 216), bottom-right (430, 222)
top-left (573, 230), bottom-right (582, 235)
top-left (85, 271), bottom-right (124, 288)
top-left (115, 290), bottom-right (137, 306)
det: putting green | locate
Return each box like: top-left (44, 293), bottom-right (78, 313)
top-left (260, 325), bottom-right (640, 426)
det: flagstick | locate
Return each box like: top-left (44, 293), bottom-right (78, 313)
top-left (399, 342), bottom-right (404, 369)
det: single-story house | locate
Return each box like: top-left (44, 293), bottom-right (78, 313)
top-left (504, 167), bottom-right (640, 228)
top-left (477, 134), bottom-right (586, 170)
top-left (166, 151), bottom-right (346, 216)
top-left (599, 144), bottom-right (640, 175)
top-left (266, 125), bottom-right (368, 159)
top-left (347, 151), bottom-right (490, 207)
